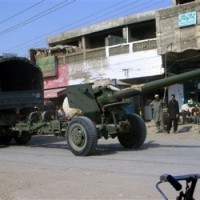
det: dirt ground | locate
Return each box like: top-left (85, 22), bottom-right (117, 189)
top-left (0, 121), bottom-right (200, 200)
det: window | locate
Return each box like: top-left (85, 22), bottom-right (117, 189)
top-left (176, 0), bottom-right (195, 5)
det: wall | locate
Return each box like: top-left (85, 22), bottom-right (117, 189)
top-left (32, 39), bottom-right (163, 87)
top-left (67, 50), bottom-right (163, 85)
top-left (156, 1), bottom-right (200, 55)
top-left (64, 40), bottom-right (163, 85)
top-left (44, 64), bottom-right (69, 89)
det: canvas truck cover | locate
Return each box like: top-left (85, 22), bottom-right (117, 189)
top-left (0, 56), bottom-right (44, 110)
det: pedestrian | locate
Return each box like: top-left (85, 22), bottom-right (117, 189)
top-left (188, 97), bottom-right (194, 106)
top-left (150, 94), bottom-right (165, 133)
top-left (167, 94), bottom-right (179, 133)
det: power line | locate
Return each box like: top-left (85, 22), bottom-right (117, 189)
top-left (8, 0), bottom-right (167, 54)
top-left (51, 0), bottom-right (139, 33)
top-left (3, 0), bottom-right (133, 51)
top-left (49, 0), bottom-right (165, 37)
top-left (0, 0), bottom-right (76, 36)
top-left (101, 0), bottom-right (166, 20)
top-left (0, 0), bottom-right (45, 25)
top-left (3, 0), bottom-right (171, 55)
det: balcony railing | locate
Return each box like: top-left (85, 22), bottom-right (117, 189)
top-left (56, 38), bottom-right (157, 64)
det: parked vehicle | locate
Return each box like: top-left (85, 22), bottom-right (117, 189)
top-left (0, 56), bottom-right (43, 145)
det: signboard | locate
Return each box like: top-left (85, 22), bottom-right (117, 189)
top-left (179, 11), bottom-right (196, 27)
top-left (37, 56), bottom-right (57, 78)
top-left (44, 64), bottom-right (69, 89)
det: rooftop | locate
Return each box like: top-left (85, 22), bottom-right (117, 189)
top-left (47, 10), bottom-right (156, 45)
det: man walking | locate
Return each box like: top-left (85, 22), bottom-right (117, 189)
top-left (167, 94), bottom-right (179, 133)
top-left (150, 94), bottom-right (165, 133)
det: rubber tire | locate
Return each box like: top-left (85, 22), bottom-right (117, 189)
top-left (41, 111), bottom-right (52, 122)
top-left (14, 131), bottom-right (32, 145)
top-left (0, 127), bottom-right (13, 145)
top-left (118, 114), bottom-right (146, 149)
top-left (0, 135), bottom-right (12, 145)
top-left (66, 116), bottom-right (98, 156)
top-left (28, 112), bottom-right (40, 123)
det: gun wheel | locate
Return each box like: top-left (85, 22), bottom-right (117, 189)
top-left (0, 127), bottom-right (13, 145)
top-left (0, 135), bottom-right (13, 145)
top-left (28, 112), bottom-right (40, 123)
top-left (66, 116), bottom-right (98, 156)
top-left (118, 114), bottom-right (146, 149)
top-left (13, 131), bottom-right (32, 145)
top-left (41, 111), bottom-right (52, 122)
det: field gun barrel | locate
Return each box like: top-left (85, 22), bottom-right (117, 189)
top-left (113, 88), bottom-right (141, 100)
top-left (141, 68), bottom-right (200, 93)
top-left (95, 68), bottom-right (200, 107)
top-left (94, 86), bottom-right (141, 107)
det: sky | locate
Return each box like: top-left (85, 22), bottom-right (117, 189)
top-left (0, 0), bottom-right (172, 57)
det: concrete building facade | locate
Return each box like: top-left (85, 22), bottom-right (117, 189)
top-left (30, 11), bottom-right (163, 104)
top-left (29, 0), bottom-right (200, 108)
top-left (156, 0), bottom-right (200, 106)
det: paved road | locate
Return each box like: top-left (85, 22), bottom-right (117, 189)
top-left (0, 122), bottom-right (200, 200)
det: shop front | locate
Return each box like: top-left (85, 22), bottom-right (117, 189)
top-left (165, 49), bottom-right (200, 105)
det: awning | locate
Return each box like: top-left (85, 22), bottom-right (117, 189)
top-left (44, 88), bottom-right (66, 99)
top-left (166, 49), bottom-right (200, 74)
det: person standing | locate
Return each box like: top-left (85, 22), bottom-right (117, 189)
top-left (150, 94), bottom-right (165, 133)
top-left (167, 94), bottom-right (179, 133)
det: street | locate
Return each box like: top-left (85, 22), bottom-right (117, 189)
top-left (0, 122), bottom-right (200, 200)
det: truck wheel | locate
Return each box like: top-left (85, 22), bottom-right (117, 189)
top-left (0, 127), bottom-right (13, 145)
top-left (66, 116), bottom-right (98, 156)
top-left (41, 111), bottom-right (52, 122)
top-left (28, 112), bottom-right (40, 123)
top-left (14, 131), bottom-right (32, 145)
top-left (0, 135), bottom-right (13, 145)
top-left (118, 114), bottom-right (146, 149)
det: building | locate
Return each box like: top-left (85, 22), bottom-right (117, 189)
top-left (156, 0), bottom-right (200, 106)
top-left (30, 10), bottom-right (164, 107)
top-left (29, 0), bottom-right (200, 109)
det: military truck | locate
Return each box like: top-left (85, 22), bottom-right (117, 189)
top-left (0, 56), bottom-right (43, 145)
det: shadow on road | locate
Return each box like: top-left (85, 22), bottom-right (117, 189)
top-left (29, 135), bottom-right (68, 150)
top-left (0, 135), bottom-right (143, 156)
top-left (2, 126), bottom-right (200, 156)
top-left (142, 139), bottom-right (200, 150)
top-left (178, 125), bottom-right (193, 133)
top-left (29, 136), bottom-right (131, 156)
top-left (29, 135), bottom-right (146, 156)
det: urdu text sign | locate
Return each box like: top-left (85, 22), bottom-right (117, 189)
top-left (179, 11), bottom-right (197, 27)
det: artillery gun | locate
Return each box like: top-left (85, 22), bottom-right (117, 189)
top-left (64, 84), bottom-right (145, 156)
top-left (64, 68), bottom-right (200, 156)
